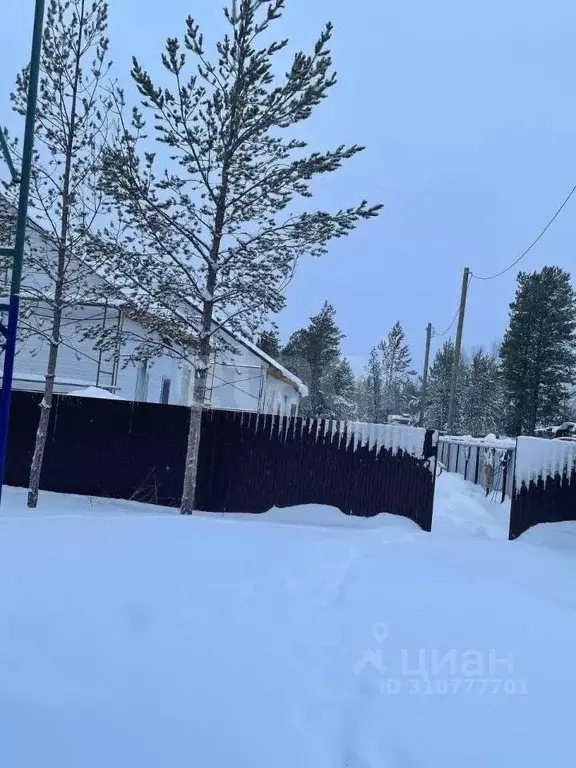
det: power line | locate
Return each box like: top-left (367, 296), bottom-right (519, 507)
top-left (432, 307), bottom-right (459, 338)
top-left (432, 271), bottom-right (472, 338)
top-left (471, 183), bottom-right (576, 281)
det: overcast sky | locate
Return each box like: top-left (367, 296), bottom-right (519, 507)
top-left (2, 0), bottom-right (576, 372)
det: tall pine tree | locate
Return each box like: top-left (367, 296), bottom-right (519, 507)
top-left (93, 0), bottom-right (381, 512)
top-left (500, 267), bottom-right (576, 435)
top-left (282, 301), bottom-right (352, 418)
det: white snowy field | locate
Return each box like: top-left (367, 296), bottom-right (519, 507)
top-left (1, 474), bottom-right (576, 767)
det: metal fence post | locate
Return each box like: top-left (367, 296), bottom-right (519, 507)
top-left (0, 0), bottom-right (46, 502)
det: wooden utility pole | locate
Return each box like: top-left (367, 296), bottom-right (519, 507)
top-left (446, 267), bottom-right (470, 434)
top-left (419, 322), bottom-right (432, 427)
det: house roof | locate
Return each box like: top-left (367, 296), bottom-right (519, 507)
top-left (0, 197), bottom-right (308, 398)
top-left (236, 336), bottom-right (308, 397)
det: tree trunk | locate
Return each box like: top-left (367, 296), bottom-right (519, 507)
top-left (27, 308), bottom-right (62, 507)
top-left (27, 2), bottom-right (84, 508)
top-left (178, 20), bottom-right (246, 513)
top-left (180, 264), bottom-right (218, 514)
top-left (180, 346), bottom-right (210, 515)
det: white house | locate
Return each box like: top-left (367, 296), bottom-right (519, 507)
top-left (0, 205), bottom-right (307, 414)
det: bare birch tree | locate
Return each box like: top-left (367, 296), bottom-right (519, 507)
top-left (1, 0), bottom-right (113, 507)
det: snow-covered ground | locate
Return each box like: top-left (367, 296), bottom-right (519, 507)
top-left (432, 470), bottom-right (510, 539)
top-left (1, 474), bottom-right (576, 767)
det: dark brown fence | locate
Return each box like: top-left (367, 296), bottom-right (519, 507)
top-left (509, 436), bottom-right (576, 539)
top-left (196, 410), bottom-right (436, 529)
top-left (6, 390), bottom-right (189, 506)
top-left (6, 390), bottom-right (436, 529)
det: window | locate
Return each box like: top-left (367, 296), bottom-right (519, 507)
top-left (160, 376), bottom-right (171, 405)
top-left (135, 360), bottom-right (149, 401)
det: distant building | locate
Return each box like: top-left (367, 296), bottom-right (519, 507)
top-left (387, 414), bottom-right (412, 426)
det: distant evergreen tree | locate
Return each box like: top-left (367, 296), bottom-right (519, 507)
top-left (362, 346), bottom-right (383, 422)
top-left (258, 329), bottom-right (281, 359)
top-left (403, 375), bottom-right (423, 425)
top-left (282, 301), bottom-right (346, 417)
top-left (427, 340), bottom-right (466, 432)
top-left (500, 267), bottom-right (576, 435)
top-left (379, 321), bottom-right (412, 418)
top-left (461, 347), bottom-right (504, 435)
top-left (333, 359), bottom-right (357, 419)
top-left (354, 376), bottom-right (369, 421)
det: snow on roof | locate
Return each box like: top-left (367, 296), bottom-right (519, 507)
top-left (237, 336), bottom-right (309, 397)
top-left (67, 386), bottom-right (123, 400)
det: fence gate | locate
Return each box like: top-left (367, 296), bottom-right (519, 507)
top-left (438, 437), bottom-right (515, 500)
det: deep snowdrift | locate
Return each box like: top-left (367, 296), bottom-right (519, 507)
top-left (1, 475), bottom-right (575, 767)
top-left (432, 470), bottom-right (510, 539)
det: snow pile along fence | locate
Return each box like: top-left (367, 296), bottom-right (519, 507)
top-left (5, 390), bottom-right (436, 529)
top-left (509, 436), bottom-right (576, 539)
top-left (438, 436), bottom-right (515, 500)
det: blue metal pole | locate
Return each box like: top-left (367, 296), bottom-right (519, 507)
top-left (0, 0), bottom-right (46, 502)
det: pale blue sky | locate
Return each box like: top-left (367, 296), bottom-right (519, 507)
top-left (2, 0), bottom-right (576, 372)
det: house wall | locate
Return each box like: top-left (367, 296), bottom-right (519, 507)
top-left (262, 374), bottom-right (301, 417)
top-left (10, 244), bottom-right (126, 393)
top-left (208, 339), bottom-right (266, 412)
top-left (12, 300), bottom-right (302, 411)
top-left (1, 226), bottom-right (55, 295)
top-left (5, 225), bottom-right (302, 410)
top-left (114, 317), bottom-right (187, 405)
top-left (14, 301), bottom-right (117, 392)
